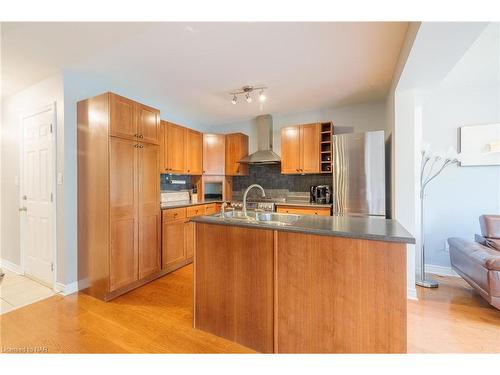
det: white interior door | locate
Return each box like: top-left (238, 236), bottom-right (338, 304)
top-left (21, 106), bottom-right (55, 286)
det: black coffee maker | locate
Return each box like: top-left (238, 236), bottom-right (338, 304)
top-left (310, 185), bottom-right (332, 204)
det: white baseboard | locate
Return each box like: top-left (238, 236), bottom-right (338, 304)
top-left (407, 287), bottom-right (418, 301)
top-left (423, 264), bottom-right (460, 278)
top-left (0, 258), bottom-right (22, 274)
top-left (55, 281), bottom-right (79, 296)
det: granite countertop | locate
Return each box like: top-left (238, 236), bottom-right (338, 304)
top-left (191, 213), bottom-right (415, 244)
top-left (278, 201), bottom-right (332, 208)
top-left (160, 199), bottom-right (225, 209)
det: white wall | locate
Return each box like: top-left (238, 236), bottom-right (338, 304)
top-left (1, 73), bottom-right (65, 282)
top-left (422, 86), bottom-right (500, 267)
top-left (207, 99), bottom-right (387, 155)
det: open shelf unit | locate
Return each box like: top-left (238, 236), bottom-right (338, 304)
top-left (320, 122), bottom-right (333, 174)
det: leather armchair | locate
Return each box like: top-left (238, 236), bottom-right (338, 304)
top-left (448, 215), bottom-right (500, 310)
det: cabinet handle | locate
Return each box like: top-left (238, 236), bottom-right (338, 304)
top-left (138, 134), bottom-right (144, 139)
top-left (134, 144), bottom-right (139, 148)
top-left (140, 145), bottom-right (144, 148)
top-left (134, 134), bottom-right (139, 138)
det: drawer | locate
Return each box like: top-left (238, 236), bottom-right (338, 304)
top-left (276, 206), bottom-right (331, 216)
top-left (162, 207), bottom-right (187, 221)
top-left (186, 205), bottom-right (207, 218)
top-left (205, 203), bottom-right (217, 215)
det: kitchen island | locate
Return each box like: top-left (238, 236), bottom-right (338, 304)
top-left (191, 213), bottom-right (414, 353)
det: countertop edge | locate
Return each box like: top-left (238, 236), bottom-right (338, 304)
top-left (190, 216), bottom-right (416, 244)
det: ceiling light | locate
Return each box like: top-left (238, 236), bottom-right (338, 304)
top-left (230, 85), bottom-right (267, 105)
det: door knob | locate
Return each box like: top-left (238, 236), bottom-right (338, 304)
top-left (19, 207), bottom-right (27, 212)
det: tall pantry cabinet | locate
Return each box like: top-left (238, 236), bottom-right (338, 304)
top-left (78, 92), bottom-right (161, 301)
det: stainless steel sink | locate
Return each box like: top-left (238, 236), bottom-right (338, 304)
top-left (256, 212), bottom-right (299, 226)
top-left (221, 211), bottom-right (298, 226)
top-left (221, 211), bottom-right (256, 220)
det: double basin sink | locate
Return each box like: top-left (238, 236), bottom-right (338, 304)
top-left (219, 210), bottom-right (299, 226)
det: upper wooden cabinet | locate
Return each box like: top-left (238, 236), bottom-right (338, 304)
top-left (281, 123), bottom-right (320, 174)
top-left (225, 133), bottom-right (249, 176)
top-left (203, 134), bottom-right (225, 175)
top-left (109, 93), bottom-right (160, 144)
top-left (160, 121), bottom-right (203, 175)
top-left (137, 103), bottom-right (160, 145)
top-left (164, 121), bottom-right (186, 174)
top-left (186, 129), bottom-right (203, 175)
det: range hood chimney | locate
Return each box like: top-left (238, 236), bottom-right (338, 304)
top-left (239, 114), bottom-right (281, 164)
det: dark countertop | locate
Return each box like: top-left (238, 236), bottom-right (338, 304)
top-left (277, 201), bottom-right (332, 208)
top-left (191, 213), bottom-right (415, 244)
top-left (160, 200), bottom-right (224, 209)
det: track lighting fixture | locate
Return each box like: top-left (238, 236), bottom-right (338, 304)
top-left (229, 85), bottom-right (267, 105)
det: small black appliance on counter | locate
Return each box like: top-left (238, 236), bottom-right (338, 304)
top-left (310, 185), bottom-right (332, 204)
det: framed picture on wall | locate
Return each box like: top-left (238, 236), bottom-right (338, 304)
top-left (460, 123), bottom-right (500, 166)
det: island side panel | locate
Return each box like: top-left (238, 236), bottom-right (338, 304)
top-left (276, 232), bottom-right (407, 353)
top-left (194, 223), bottom-right (274, 353)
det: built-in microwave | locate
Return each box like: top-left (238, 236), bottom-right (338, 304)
top-left (203, 181), bottom-right (223, 200)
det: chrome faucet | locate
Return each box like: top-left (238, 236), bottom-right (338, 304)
top-left (242, 184), bottom-right (265, 215)
top-left (220, 202), bottom-right (228, 216)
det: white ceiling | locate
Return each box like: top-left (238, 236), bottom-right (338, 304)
top-left (2, 22), bottom-right (408, 126)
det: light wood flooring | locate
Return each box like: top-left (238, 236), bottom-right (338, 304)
top-left (1, 265), bottom-right (499, 353)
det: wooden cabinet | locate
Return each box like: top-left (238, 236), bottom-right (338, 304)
top-left (225, 133), bottom-right (249, 176)
top-left (280, 126), bottom-right (301, 174)
top-left (203, 134), bottom-right (225, 175)
top-left (109, 137), bottom-right (139, 292)
top-left (78, 92), bottom-right (161, 302)
top-left (163, 121), bottom-right (186, 174)
top-left (138, 143), bottom-right (161, 279)
top-left (161, 203), bottom-right (221, 273)
top-left (162, 218), bottom-right (188, 272)
top-left (276, 205), bottom-right (331, 216)
top-left (280, 123), bottom-right (320, 174)
top-left (137, 103), bottom-right (160, 145)
top-left (109, 93), bottom-right (160, 144)
top-left (186, 129), bottom-right (203, 175)
top-left (160, 121), bottom-right (203, 175)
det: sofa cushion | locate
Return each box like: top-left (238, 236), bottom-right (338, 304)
top-left (479, 215), bottom-right (500, 239)
top-left (448, 237), bottom-right (500, 271)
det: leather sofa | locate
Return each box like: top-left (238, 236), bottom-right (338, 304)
top-left (448, 215), bottom-right (500, 310)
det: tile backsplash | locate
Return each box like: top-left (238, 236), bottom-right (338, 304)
top-left (232, 164), bottom-right (331, 193)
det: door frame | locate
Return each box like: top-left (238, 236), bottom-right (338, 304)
top-left (18, 102), bottom-right (58, 290)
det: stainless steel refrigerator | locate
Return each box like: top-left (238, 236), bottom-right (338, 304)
top-left (332, 130), bottom-right (386, 217)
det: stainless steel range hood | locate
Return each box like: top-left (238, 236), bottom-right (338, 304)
top-left (239, 114), bottom-right (281, 164)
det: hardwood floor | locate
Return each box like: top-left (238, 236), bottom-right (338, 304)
top-left (1, 267), bottom-right (499, 353)
top-left (408, 274), bottom-right (500, 353)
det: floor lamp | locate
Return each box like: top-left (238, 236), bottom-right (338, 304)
top-left (417, 145), bottom-right (460, 288)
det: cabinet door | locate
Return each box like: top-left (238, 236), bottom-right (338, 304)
top-left (300, 123), bottom-right (320, 174)
top-left (137, 104), bottom-right (160, 145)
top-left (185, 221), bottom-right (195, 260)
top-left (281, 126), bottom-right (301, 174)
top-left (160, 120), bottom-right (167, 173)
top-left (225, 133), bottom-right (249, 176)
top-left (203, 134), bottom-right (225, 175)
top-left (162, 219), bottom-right (187, 272)
top-left (109, 137), bottom-right (138, 291)
top-left (138, 143), bottom-right (161, 279)
top-left (110, 94), bottom-right (137, 140)
top-left (186, 129), bottom-right (203, 175)
top-left (166, 123), bottom-right (186, 174)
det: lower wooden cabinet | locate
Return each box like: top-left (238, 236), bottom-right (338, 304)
top-left (162, 203), bottom-right (220, 273)
top-left (276, 205), bottom-right (331, 216)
